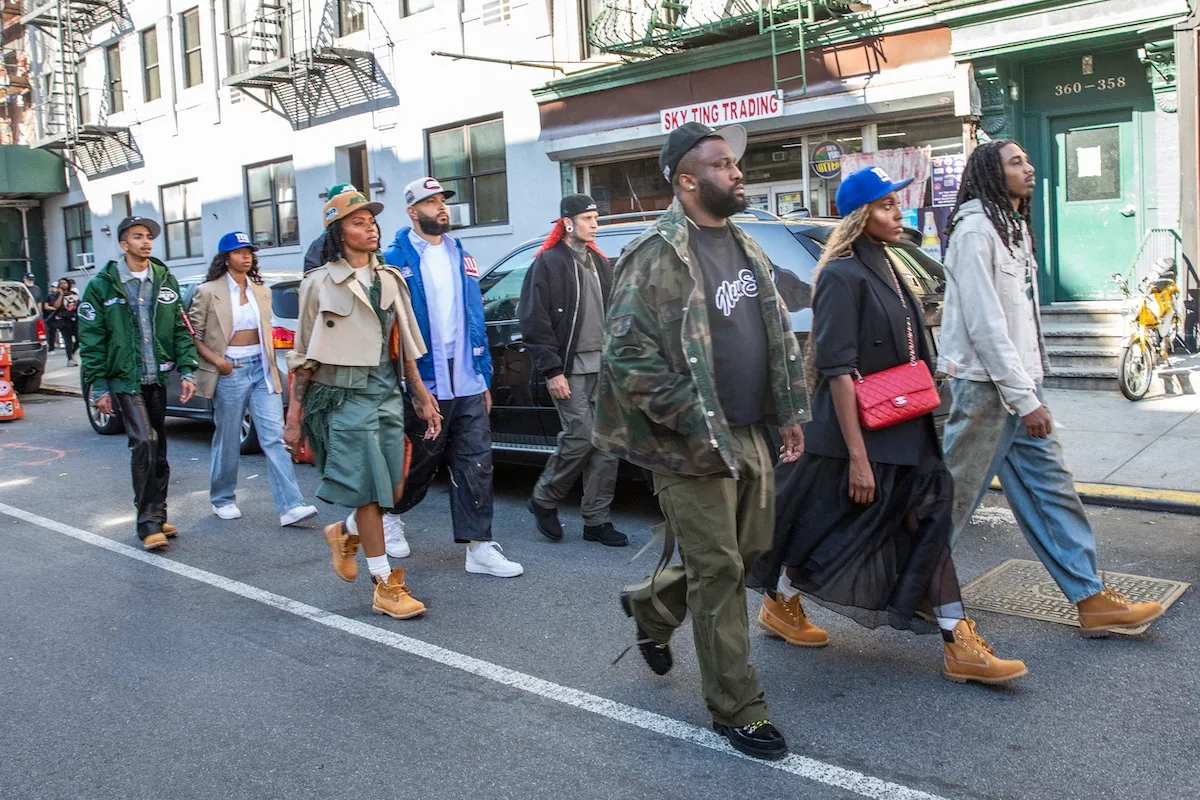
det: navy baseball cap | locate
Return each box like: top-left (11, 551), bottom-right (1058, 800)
top-left (218, 231), bottom-right (258, 254)
top-left (835, 167), bottom-right (914, 216)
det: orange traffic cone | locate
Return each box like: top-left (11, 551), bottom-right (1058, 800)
top-left (0, 344), bottom-right (25, 422)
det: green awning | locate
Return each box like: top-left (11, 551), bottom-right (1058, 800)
top-left (0, 146), bottom-right (67, 197)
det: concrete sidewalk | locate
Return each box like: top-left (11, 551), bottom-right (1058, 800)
top-left (33, 350), bottom-right (1200, 508)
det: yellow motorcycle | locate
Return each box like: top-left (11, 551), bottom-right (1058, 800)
top-left (1112, 257), bottom-right (1184, 400)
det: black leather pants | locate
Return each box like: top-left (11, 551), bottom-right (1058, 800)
top-left (114, 385), bottom-right (170, 539)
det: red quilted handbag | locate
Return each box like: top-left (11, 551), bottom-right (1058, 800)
top-left (852, 259), bottom-right (939, 431)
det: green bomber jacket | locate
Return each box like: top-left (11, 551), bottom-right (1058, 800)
top-left (592, 198), bottom-right (810, 479)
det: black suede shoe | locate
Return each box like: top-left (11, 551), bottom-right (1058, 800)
top-left (619, 591), bottom-right (673, 675)
top-left (712, 720), bottom-right (788, 761)
top-left (527, 499), bottom-right (563, 542)
top-left (584, 522), bottom-right (629, 547)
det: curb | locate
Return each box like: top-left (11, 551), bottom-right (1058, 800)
top-left (38, 384), bottom-right (83, 398)
top-left (990, 477), bottom-right (1200, 516)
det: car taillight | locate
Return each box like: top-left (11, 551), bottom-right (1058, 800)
top-left (272, 326), bottom-right (294, 350)
top-left (36, 319), bottom-right (46, 343)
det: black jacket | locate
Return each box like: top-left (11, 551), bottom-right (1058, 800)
top-left (518, 241), bottom-right (612, 379)
top-left (803, 238), bottom-right (938, 466)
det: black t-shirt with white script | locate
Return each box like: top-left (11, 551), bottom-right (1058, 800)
top-left (690, 223), bottom-right (769, 427)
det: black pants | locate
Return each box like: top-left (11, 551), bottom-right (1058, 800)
top-left (57, 319), bottom-right (77, 360)
top-left (115, 385), bottom-right (170, 539)
top-left (396, 392), bottom-right (493, 543)
top-left (44, 316), bottom-right (58, 351)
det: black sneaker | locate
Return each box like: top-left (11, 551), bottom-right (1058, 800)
top-left (527, 499), bottom-right (563, 542)
top-left (712, 720), bottom-right (788, 761)
top-left (584, 522), bottom-right (629, 547)
top-left (618, 591), bottom-right (672, 675)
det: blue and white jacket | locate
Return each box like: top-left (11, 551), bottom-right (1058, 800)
top-left (383, 227), bottom-right (492, 399)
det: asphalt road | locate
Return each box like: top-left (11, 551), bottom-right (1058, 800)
top-left (1, 392), bottom-right (1197, 800)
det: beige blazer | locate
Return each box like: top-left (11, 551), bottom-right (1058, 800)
top-left (287, 258), bottom-right (427, 385)
top-left (188, 277), bottom-right (283, 399)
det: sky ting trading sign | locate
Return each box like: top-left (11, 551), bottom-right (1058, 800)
top-left (660, 91), bottom-right (784, 133)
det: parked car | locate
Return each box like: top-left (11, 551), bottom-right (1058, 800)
top-left (82, 271), bottom-right (301, 454)
top-left (0, 281), bottom-right (48, 394)
top-left (478, 210), bottom-right (949, 466)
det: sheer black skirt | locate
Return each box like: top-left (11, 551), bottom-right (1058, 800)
top-left (750, 434), bottom-right (961, 634)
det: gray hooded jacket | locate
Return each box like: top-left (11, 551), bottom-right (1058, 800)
top-left (937, 198), bottom-right (1050, 417)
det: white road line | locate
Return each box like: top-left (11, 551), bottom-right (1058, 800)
top-left (0, 501), bottom-right (950, 800)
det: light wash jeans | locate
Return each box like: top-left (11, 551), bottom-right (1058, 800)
top-left (210, 353), bottom-right (307, 515)
top-left (943, 378), bottom-right (1105, 604)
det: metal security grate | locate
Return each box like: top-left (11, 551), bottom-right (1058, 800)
top-left (1065, 125), bottom-right (1121, 203)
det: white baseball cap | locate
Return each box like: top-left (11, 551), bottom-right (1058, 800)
top-left (404, 177), bottom-right (457, 208)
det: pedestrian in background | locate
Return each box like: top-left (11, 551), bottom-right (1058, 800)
top-left (189, 231), bottom-right (318, 528)
top-left (595, 122), bottom-right (808, 761)
top-left (23, 273), bottom-right (42, 309)
top-left (939, 140), bottom-right (1164, 636)
top-left (284, 190), bottom-right (441, 619)
top-left (55, 278), bottom-right (80, 366)
top-left (751, 167), bottom-right (1027, 685)
top-left (382, 177), bottom-right (524, 579)
top-left (42, 279), bottom-right (63, 352)
top-left (519, 194), bottom-right (627, 547)
top-left (77, 216), bottom-right (199, 550)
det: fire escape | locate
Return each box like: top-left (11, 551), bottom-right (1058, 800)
top-left (2, 0), bottom-right (32, 144)
top-left (20, 0), bottom-right (138, 175)
top-left (224, 0), bottom-right (394, 130)
top-left (586, 0), bottom-right (875, 96)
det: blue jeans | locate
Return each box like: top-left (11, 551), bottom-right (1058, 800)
top-left (210, 353), bottom-right (307, 515)
top-left (943, 378), bottom-right (1105, 603)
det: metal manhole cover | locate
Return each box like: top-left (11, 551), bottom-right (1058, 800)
top-left (962, 559), bottom-right (1188, 635)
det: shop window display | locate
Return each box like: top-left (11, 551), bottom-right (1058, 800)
top-left (585, 157), bottom-right (674, 215)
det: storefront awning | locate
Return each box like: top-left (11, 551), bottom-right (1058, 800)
top-left (0, 146), bottom-right (68, 198)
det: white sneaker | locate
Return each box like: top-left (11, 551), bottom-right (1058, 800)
top-left (383, 513), bottom-right (410, 559)
top-left (213, 504), bottom-right (242, 520)
top-left (67, 357), bottom-right (78, 366)
top-left (279, 504), bottom-right (318, 527)
top-left (465, 541), bottom-right (524, 578)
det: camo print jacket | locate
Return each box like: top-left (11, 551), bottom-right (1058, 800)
top-left (592, 199), bottom-right (810, 479)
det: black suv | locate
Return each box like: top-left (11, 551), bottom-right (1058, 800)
top-left (479, 210), bottom-right (949, 465)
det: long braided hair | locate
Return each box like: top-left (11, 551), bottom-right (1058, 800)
top-left (803, 204), bottom-right (871, 394)
top-left (206, 250), bottom-right (263, 284)
top-left (944, 140), bottom-right (1034, 255)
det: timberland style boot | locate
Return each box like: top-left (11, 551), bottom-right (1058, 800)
top-left (324, 522), bottom-right (360, 582)
top-left (943, 620), bottom-right (1028, 685)
top-left (372, 570), bottom-right (426, 619)
top-left (759, 594), bottom-right (830, 647)
top-left (1076, 588), bottom-right (1164, 637)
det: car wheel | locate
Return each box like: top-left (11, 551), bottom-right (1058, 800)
top-left (83, 384), bottom-right (125, 435)
top-left (239, 411), bottom-right (261, 455)
top-left (13, 373), bottom-right (41, 394)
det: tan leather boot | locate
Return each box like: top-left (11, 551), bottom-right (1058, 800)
top-left (142, 532), bottom-right (169, 551)
top-left (372, 570), bottom-right (426, 619)
top-left (1077, 588), bottom-right (1163, 637)
top-left (324, 522), bottom-right (360, 582)
top-left (759, 594), bottom-right (830, 647)
top-left (162, 523), bottom-right (178, 538)
top-left (943, 620), bottom-right (1028, 685)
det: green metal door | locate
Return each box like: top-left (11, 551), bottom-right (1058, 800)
top-left (1050, 110), bottom-right (1138, 301)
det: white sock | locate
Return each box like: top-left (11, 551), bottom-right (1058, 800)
top-left (776, 574), bottom-right (800, 600)
top-left (366, 555), bottom-right (391, 582)
top-left (468, 541), bottom-right (484, 553)
top-left (345, 512), bottom-right (358, 536)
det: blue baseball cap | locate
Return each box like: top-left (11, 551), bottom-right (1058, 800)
top-left (835, 167), bottom-right (914, 216)
top-left (217, 231), bottom-right (258, 254)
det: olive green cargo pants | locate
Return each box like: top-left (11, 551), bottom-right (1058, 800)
top-left (624, 426), bottom-right (774, 728)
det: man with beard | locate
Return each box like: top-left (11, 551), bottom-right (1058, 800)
top-left (519, 194), bottom-right (626, 547)
top-left (594, 123), bottom-right (809, 760)
top-left (379, 177), bottom-right (523, 578)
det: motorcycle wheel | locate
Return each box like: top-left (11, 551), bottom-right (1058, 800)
top-left (1119, 341), bottom-right (1154, 401)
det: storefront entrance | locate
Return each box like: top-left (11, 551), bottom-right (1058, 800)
top-left (744, 182), bottom-right (808, 217)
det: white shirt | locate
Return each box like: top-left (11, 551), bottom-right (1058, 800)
top-left (223, 273), bottom-right (275, 393)
top-left (130, 268), bottom-right (151, 282)
top-left (422, 240), bottom-right (458, 352)
top-left (352, 265), bottom-right (372, 287)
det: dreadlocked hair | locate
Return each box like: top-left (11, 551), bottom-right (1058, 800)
top-left (537, 218), bottom-right (607, 259)
top-left (206, 250), bottom-right (263, 284)
top-left (944, 140), bottom-right (1034, 256)
top-left (803, 204), bottom-right (871, 395)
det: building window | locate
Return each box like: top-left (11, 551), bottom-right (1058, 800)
top-left (75, 63), bottom-right (90, 125)
top-left (141, 27), bottom-right (161, 101)
top-left (579, 0), bottom-right (605, 59)
top-left (427, 116), bottom-right (507, 228)
top-left (64, 204), bottom-right (93, 270)
top-left (161, 180), bottom-right (203, 260)
top-left (245, 158), bottom-right (298, 248)
top-left (338, 0), bottom-right (365, 35)
top-left (584, 157), bottom-right (673, 215)
top-left (181, 8), bottom-right (203, 88)
top-left (402, 0), bottom-right (434, 16)
top-left (105, 44), bottom-right (124, 113)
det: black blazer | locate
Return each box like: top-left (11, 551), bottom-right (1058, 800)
top-left (802, 238), bottom-right (937, 466)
